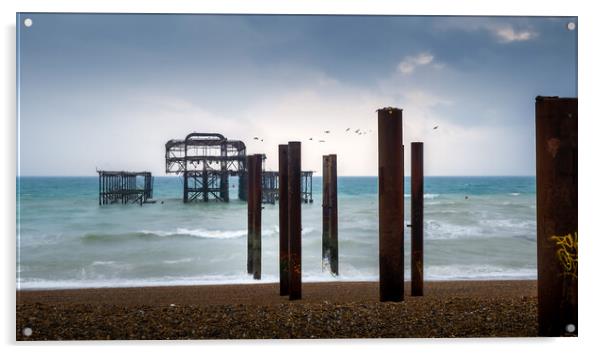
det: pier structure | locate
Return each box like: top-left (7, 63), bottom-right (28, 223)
top-left (261, 171), bottom-right (314, 204)
top-left (165, 132), bottom-right (313, 203)
top-left (165, 133), bottom-right (248, 202)
top-left (97, 170), bottom-right (154, 205)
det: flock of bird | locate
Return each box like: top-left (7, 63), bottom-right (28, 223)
top-left (252, 125), bottom-right (439, 144)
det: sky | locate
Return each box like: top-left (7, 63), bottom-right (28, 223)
top-left (17, 14), bottom-right (577, 176)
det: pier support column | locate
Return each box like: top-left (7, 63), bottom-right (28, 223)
top-left (279, 145), bottom-right (290, 295)
top-left (288, 142), bottom-right (302, 300)
top-left (411, 142), bottom-right (424, 296)
top-left (377, 107), bottom-right (404, 302)
top-left (322, 154), bottom-right (339, 276)
top-left (247, 154), bottom-right (262, 279)
top-left (536, 96), bottom-right (578, 336)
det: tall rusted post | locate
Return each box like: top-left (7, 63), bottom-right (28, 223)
top-left (411, 142), bottom-right (424, 296)
top-left (247, 154), bottom-right (262, 279)
top-left (322, 154), bottom-right (339, 276)
top-left (278, 145), bottom-right (290, 295)
top-left (377, 107), bottom-right (404, 302)
top-left (288, 142), bottom-right (302, 300)
top-left (247, 156), bottom-right (254, 275)
top-left (536, 96), bottom-right (578, 336)
top-left (252, 155), bottom-right (262, 279)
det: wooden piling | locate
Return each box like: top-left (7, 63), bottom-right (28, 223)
top-left (411, 142), bottom-right (424, 296)
top-left (279, 145), bottom-right (290, 295)
top-left (322, 154), bottom-right (339, 276)
top-left (288, 142), bottom-right (302, 300)
top-left (377, 107), bottom-right (404, 302)
top-left (536, 96), bottom-right (578, 336)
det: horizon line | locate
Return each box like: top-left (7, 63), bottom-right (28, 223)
top-left (16, 174), bottom-right (537, 178)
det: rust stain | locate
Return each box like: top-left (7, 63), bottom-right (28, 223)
top-left (547, 138), bottom-right (561, 158)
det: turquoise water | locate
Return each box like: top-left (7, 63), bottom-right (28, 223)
top-left (16, 176), bottom-right (536, 289)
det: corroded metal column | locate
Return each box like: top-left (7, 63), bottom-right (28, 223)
top-left (536, 96), bottom-right (578, 336)
top-left (247, 154), bottom-right (262, 279)
top-left (288, 142), bottom-right (302, 300)
top-left (279, 144), bottom-right (290, 295)
top-left (322, 154), bottom-right (339, 276)
top-left (411, 142), bottom-right (424, 296)
top-left (377, 107), bottom-right (404, 302)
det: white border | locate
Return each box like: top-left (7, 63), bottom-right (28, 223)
top-left (2, 1), bottom-right (600, 353)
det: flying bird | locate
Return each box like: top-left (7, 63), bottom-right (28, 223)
top-left (253, 137), bottom-right (259, 140)
top-left (324, 130), bottom-right (330, 134)
top-left (433, 125), bottom-right (439, 130)
top-left (319, 140), bottom-right (325, 143)
top-left (355, 129), bottom-right (360, 133)
top-left (260, 139), bottom-right (264, 142)
top-left (345, 128), bottom-right (350, 132)
top-left (309, 137), bottom-right (313, 141)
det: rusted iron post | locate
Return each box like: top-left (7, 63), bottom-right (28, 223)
top-left (411, 142), bottom-right (424, 296)
top-left (377, 107), bottom-right (404, 302)
top-left (252, 155), bottom-right (262, 280)
top-left (322, 154), bottom-right (339, 276)
top-left (247, 156), bottom-right (254, 275)
top-left (288, 142), bottom-right (302, 300)
top-left (278, 144), bottom-right (290, 295)
top-left (247, 154), bottom-right (262, 279)
top-left (536, 96), bottom-right (578, 336)
top-left (247, 155), bottom-right (262, 279)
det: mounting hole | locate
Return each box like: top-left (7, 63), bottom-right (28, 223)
top-left (24, 18), bottom-right (33, 27)
top-left (567, 22), bottom-right (576, 31)
top-left (22, 327), bottom-right (32, 337)
top-left (565, 323), bottom-right (576, 333)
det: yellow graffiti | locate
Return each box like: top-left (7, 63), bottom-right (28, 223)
top-left (550, 232), bottom-right (578, 279)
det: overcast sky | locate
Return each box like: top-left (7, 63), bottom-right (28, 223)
top-left (17, 14), bottom-right (577, 176)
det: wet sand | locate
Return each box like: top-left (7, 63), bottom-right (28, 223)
top-left (16, 280), bottom-right (537, 340)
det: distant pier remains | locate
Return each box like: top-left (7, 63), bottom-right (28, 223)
top-left (97, 170), bottom-right (154, 205)
top-left (165, 132), bottom-right (313, 203)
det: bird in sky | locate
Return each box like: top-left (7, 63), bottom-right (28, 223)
top-left (253, 137), bottom-right (259, 140)
top-left (319, 140), bottom-right (325, 143)
top-left (355, 129), bottom-right (360, 133)
top-left (324, 130), bottom-right (330, 134)
top-left (309, 137), bottom-right (313, 141)
top-left (346, 128), bottom-right (350, 132)
top-left (260, 139), bottom-right (264, 142)
top-left (433, 125), bottom-right (439, 130)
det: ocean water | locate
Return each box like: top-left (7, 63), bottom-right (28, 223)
top-left (16, 176), bottom-right (536, 289)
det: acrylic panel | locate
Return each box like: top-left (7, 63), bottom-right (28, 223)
top-left (16, 13), bottom-right (578, 340)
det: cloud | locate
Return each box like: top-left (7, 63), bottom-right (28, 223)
top-left (397, 53), bottom-right (435, 75)
top-left (432, 18), bottom-right (539, 44)
top-left (494, 26), bottom-right (538, 43)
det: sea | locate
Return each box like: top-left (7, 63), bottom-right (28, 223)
top-left (16, 176), bottom-right (536, 290)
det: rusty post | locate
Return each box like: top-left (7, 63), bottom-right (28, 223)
top-left (322, 154), bottom-right (339, 276)
top-left (246, 155), bottom-right (254, 275)
top-left (411, 142), bottom-right (424, 296)
top-left (249, 154), bottom-right (262, 279)
top-left (288, 142), bottom-right (302, 300)
top-left (279, 145), bottom-right (290, 295)
top-left (377, 107), bottom-right (404, 302)
top-left (536, 96), bottom-right (578, 336)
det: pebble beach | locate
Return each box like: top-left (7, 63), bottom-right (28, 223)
top-left (17, 280), bottom-right (538, 340)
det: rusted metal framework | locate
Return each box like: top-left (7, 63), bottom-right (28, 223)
top-left (261, 171), bottom-right (314, 204)
top-left (98, 170), bottom-right (153, 205)
top-left (165, 133), bottom-right (248, 202)
top-left (165, 132), bottom-right (313, 203)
